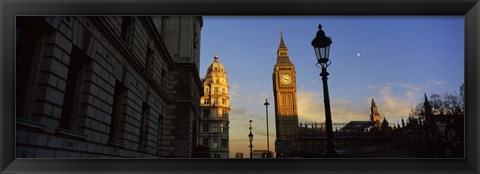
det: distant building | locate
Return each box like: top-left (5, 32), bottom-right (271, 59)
top-left (340, 121), bottom-right (375, 133)
top-left (370, 98), bottom-right (382, 127)
top-left (199, 55), bottom-right (230, 158)
top-left (15, 16), bottom-right (203, 158)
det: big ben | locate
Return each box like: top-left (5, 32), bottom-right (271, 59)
top-left (273, 32), bottom-right (299, 156)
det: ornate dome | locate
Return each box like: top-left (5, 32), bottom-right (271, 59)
top-left (206, 55), bottom-right (226, 76)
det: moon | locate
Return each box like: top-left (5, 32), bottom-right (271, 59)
top-left (357, 53), bottom-right (361, 57)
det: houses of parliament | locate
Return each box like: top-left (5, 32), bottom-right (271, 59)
top-left (270, 32), bottom-right (462, 158)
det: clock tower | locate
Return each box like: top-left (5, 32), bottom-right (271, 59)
top-left (272, 32), bottom-right (299, 156)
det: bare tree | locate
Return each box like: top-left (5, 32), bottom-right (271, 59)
top-left (408, 83), bottom-right (464, 157)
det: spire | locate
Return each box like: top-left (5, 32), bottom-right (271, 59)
top-left (275, 31), bottom-right (292, 65)
top-left (371, 98), bottom-right (376, 107)
top-left (214, 55), bottom-right (219, 62)
top-left (279, 31), bottom-right (287, 48)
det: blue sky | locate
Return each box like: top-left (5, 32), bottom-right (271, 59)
top-left (198, 16), bottom-right (464, 158)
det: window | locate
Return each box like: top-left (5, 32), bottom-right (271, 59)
top-left (212, 109), bottom-right (218, 117)
top-left (212, 138), bottom-right (218, 149)
top-left (109, 80), bottom-right (127, 144)
top-left (203, 98), bottom-right (209, 104)
top-left (203, 109), bottom-right (210, 118)
top-left (212, 124), bottom-right (218, 133)
top-left (120, 17), bottom-right (134, 46)
top-left (214, 98), bottom-right (218, 104)
top-left (204, 87), bottom-right (209, 95)
top-left (138, 102), bottom-right (150, 150)
top-left (202, 138), bottom-right (209, 146)
top-left (223, 109), bottom-right (228, 117)
top-left (222, 88), bottom-right (225, 94)
top-left (222, 98), bottom-right (226, 104)
top-left (221, 139), bottom-right (228, 148)
top-left (60, 46), bottom-right (89, 131)
top-left (203, 123), bottom-right (209, 132)
top-left (223, 123), bottom-right (228, 133)
top-left (214, 87), bottom-right (218, 94)
top-left (220, 124), bottom-right (224, 133)
top-left (145, 46), bottom-right (154, 75)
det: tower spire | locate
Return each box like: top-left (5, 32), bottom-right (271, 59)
top-left (276, 31), bottom-right (292, 65)
top-left (370, 97), bottom-right (381, 125)
top-left (279, 31), bottom-right (287, 48)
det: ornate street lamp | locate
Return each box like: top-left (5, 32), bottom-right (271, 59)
top-left (264, 99), bottom-right (270, 158)
top-left (311, 24), bottom-right (338, 157)
top-left (248, 120), bottom-right (254, 158)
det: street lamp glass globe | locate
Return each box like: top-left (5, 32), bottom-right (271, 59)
top-left (314, 44), bottom-right (330, 64)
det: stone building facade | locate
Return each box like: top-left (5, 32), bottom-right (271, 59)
top-left (15, 16), bottom-right (203, 158)
top-left (199, 55), bottom-right (230, 158)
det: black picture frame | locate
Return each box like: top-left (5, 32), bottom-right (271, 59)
top-left (1, 0), bottom-right (479, 173)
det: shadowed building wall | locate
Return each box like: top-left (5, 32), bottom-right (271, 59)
top-left (15, 16), bottom-right (203, 158)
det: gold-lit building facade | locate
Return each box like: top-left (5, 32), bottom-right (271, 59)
top-left (272, 33), bottom-right (300, 156)
top-left (370, 98), bottom-right (382, 127)
top-left (199, 55), bottom-right (230, 158)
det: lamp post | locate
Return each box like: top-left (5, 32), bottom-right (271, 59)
top-left (248, 120), bottom-right (254, 158)
top-left (264, 99), bottom-right (270, 158)
top-left (311, 24), bottom-right (338, 157)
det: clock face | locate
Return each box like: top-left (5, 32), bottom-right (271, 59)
top-left (280, 74), bottom-right (292, 85)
